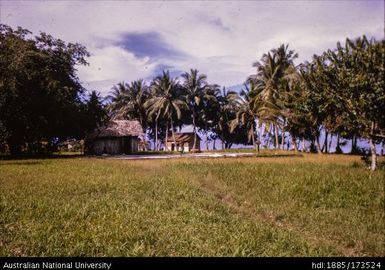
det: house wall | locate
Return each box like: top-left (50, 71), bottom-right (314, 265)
top-left (138, 141), bottom-right (150, 151)
top-left (188, 138), bottom-right (201, 151)
top-left (165, 142), bottom-right (187, 152)
top-left (165, 138), bottom-right (201, 152)
top-left (89, 137), bottom-right (139, 155)
top-left (130, 137), bottom-right (139, 153)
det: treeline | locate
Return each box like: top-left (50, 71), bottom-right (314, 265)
top-left (1, 24), bottom-right (384, 169)
top-left (107, 37), bottom-right (384, 170)
top-left (107, 71), bottom-right (251, 151)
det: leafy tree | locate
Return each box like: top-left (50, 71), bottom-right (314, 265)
top-left (298, 35), bottom-right (384, 168)
top-left (327, 36), bottom-right (384, 169)
top-left (84, 90), bottom-right (108, 132)
top-left (299, 56), bottom-right (331, 154)
top-left (0, 24), bottom-right (90, 155)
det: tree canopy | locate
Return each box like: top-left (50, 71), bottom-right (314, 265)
top-left (1, 24), bottom-right (384, 169)
top-left (0, 24), bottom-right (106, 155)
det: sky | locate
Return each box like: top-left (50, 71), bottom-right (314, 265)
top-left (1, 0), bottom-right (384, 97)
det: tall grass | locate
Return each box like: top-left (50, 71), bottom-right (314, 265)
top-left (0, 154), bottom-right (383, 256)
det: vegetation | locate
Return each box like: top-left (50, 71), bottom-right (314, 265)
top-left (182, 69), bottom-right (209, 151)
top-left (144, 71), bottom-right (188, 151)
top-left (107, 36), bottom-right (384, 169)
top-left (0, 23), bottom-right (384, 169)
top-left (0, 17), bottom-right (383, 260)
top-left (1, 155), bottom-right (383, 256)
top-left (0, 25), bottom-right (385, 170)
top-left (0, 24), bottom-right (106, 155)
top-left (297, 37), bottom-right (385, 170)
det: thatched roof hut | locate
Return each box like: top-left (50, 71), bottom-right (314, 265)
top-left (88, 120), bottom-right (143, 139)
top-left (86, 120), bottom-right (144, 155)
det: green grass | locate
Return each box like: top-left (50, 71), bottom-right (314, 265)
top-left (207, 148), bottom-right (304, 156)
top-left (53, 151), bottom-right (83, 156)
top-left (135, 150), bottom-right (183, 155)
top-left (0, 154), bottom-right (384, 256)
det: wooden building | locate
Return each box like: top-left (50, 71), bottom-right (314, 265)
top-left (86, 120), bottom-right (143, 155)
top-left (165, 132), bottom-right (201, 152)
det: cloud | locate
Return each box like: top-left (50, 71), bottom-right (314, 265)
top-left (1, 0), bottom-right (383, 96)
top-left (76, 46), bottom-right (158, 93)
top-left (115, 31), bottom-right (184, 59)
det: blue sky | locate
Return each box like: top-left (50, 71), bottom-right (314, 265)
top-left (1, 0), bottom-right (384, 96)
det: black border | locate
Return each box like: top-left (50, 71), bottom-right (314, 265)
top-left (1, 257), bottom-right (384, 270)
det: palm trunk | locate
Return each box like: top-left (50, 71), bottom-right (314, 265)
top-left (328, 134), bottom-right (333, 153)
top-left (165, 121), bottom-right (168, 151)
top-left (260, 124), bottom-right (265, 149)
top-left (155, 121), bottom-right (158, 151)
top-left (351, 135), bottom-right (357, 154)
top-left (280, 130), bottom-right (285, 150)
top-left (221, 130), bottom-right (225, 150)
top-left (316, 136), bottom-right (322, 154)
top-left (213, 138), bottom-right (216, 150)
top-left (291, 135), bottom-right (298, 152)
top-left (205, 121), bottom-right (209, 151)
top-left (155, 111), bottom-right (160, 151)
top-left (171, 119), bottom-right (177, 152)
top-left (322, 130), bottom-right (328, 153)
top-left (280, 119), bottom-right (286, 150)
top-left (369, 122), bottom-right (377, 171)
top-left (139, 114), bottom-right (144, 132)
top-left (192, 108), bottom-right (197, 151)
top-left (251, 124), bottom-right (256, 152)
top-left (301, 138), bottom-right (306, 152)
top-left (369, 138), bottom-right (377, 171)
top-left (336, 133), bottom-right (341, 153)
top-left (268, 125), bottom-right (273, 148)
top-left (381, 141), bottom-right (384, 156)
top-left (254, 118), bottom-right (259, 152)
top-left (274, 124), bottom-right (279, 149)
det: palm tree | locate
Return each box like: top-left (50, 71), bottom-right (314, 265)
top-left (181, 69), bottom-right (207, 151)
top-left (198, 84), bottom-right (220, 150)
top-left (216, 87), bottom-right (239, 149)
top-left (107, 82), bottom-right (127, 117)
top-left (249, 44), bottom-right (298, 149)
top-left (107, 79), bottom-right (149, 129)
top-left (250, 52), bottom-right (282, 148)
top-left (144, 71), bottom-right (187, 151)
top-left (229, 82), bottom-right (258, 151)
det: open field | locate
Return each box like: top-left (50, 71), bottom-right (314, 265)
top-left (0, 154), bottom-right (384, 256)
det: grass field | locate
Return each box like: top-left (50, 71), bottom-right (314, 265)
top-left (0, 154), bottom-right (384, 256)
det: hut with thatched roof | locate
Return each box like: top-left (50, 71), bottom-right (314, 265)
top-left (86, 120), bottom-right (143, 155)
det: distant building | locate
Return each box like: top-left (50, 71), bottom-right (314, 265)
top-left (58, 139), bottom-right (84, 153)
top-left (138, 138), bottom-right (150, 152)
top-left (165, 132), bottom-right (201, 152)
top-left (85, 120), bottom-right (143, 155)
